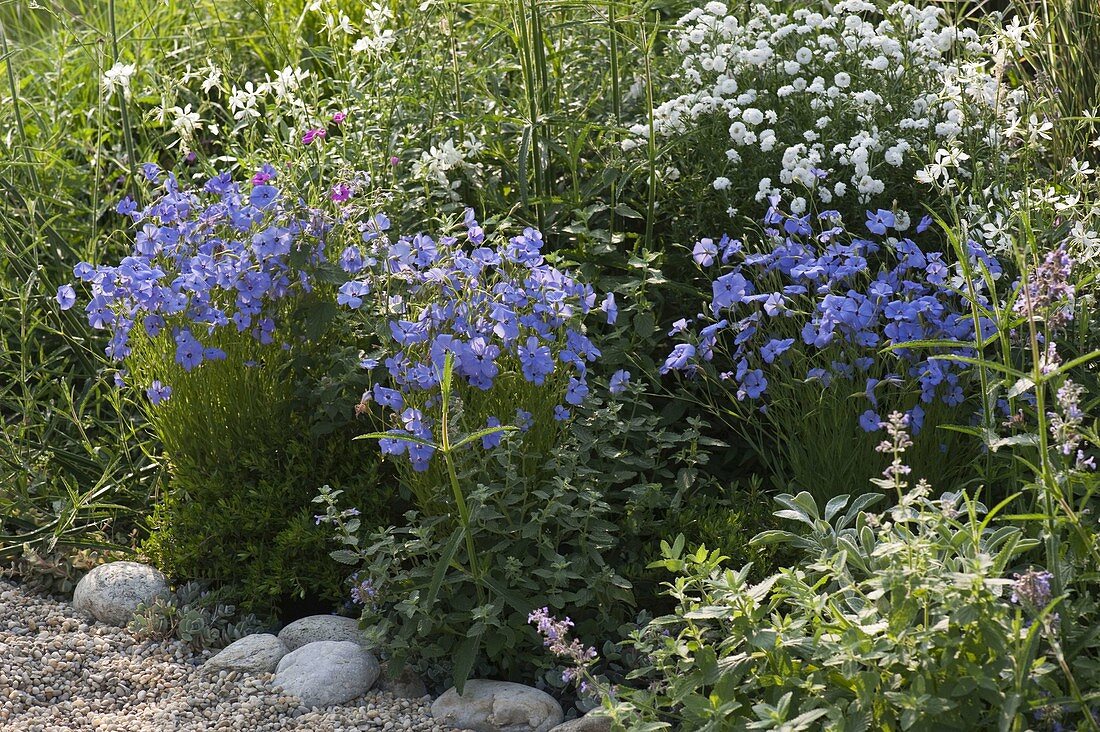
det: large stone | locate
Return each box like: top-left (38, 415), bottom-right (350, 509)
top-left (431, 680), bottom-right (564, 732)
top-left (205, 633), bottom-right (288, 674)
top-left (72, 561), bottom-right (168, 627)
top-left (378, 661), bottom-right (429, 699)
top-left (550, 713), bottom-right (612, 732)
top-left (274, 640), bottom-right (380, 708)
top-left (277, 614), bottom-right (365, 650)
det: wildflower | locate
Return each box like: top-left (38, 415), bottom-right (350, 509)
top-left (331, 184), bottom-right (352, 203)
top-left (609, 369), bottom-right (631, 394)
top-left (528, 608), bottom-right (598, 690)
top-left (1011, 568), bottom-right (1053, 608)
top-left (102, 62), bottom-right (136, 99)
top-left (332, 111), bottom-right (348, 124)
top-left (1013, 245), bottom-right (1074, 328)
top-left (601, 293), bottom-right (618, 325)
top-left (146, 381), bottom-right (172, 405)
top-left (481, 417), bottom-right (504, 449)
top-left (302, 128), bottom-right (327, 145)
top-left (55, 285), bottom-right (76, 310)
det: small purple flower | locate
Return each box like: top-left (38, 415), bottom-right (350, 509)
top-left (146, 380), bottom-right (172, 405)
top-left (601, 293), bottom-right (618, 325)
top-left (660, 343), bottom-right (696, 375)
top-left (515, 408), bottom-right (534, 432)
top-left (482, 417), bottom-right (504, 449)
top-left (693, 238), bottom-right (718, 267)
top-left (1011, 568), bottom-right (1053, 608)
top-left (565, 377), bottom-right (589, 406)
top-left (760, 338), bottom-right (794, 364)
top-left (859, 409), bottom-right (881, 432)
top-left (331, 183), bottom-right (352, 203)
top-left (56, 284), bottom-right (77, 310)
top-left (302, 127), bottom-right (327, 145)
top-left (609, 369), bottom-right (631, 394)
top-left (553, 405), bottom-right (571, 421)
top-left (865, 209), bottom-right (895, 235)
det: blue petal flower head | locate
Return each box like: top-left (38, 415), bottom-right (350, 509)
top-left (174, 329), bottom-right (204, 372)
top-left (338, 281), bottom-right (369, 309)
top-left (609, 369), bottom-right (631, 395)
top-left (340, 246), bottom-right (366, 273)
top-left (668, 318), bottom-right (691, 336)
top-left (379, 431), bottom-right (408, 456)
top-left (482, 417), bottom-right (503, 449)
top-left (739, 369), bottom-right (767, 399)
top-left (56, 284), bottom-right (76, 310)
top-left (916, 215), bottom-right (934, 234)
top-left (373, 384), bottom-right (404, 411)
top-left (601, 292), bottom-right (618, 325)
top-left (565, 377), bottom-right (589, 406)
top-left (146, 380), bottom-right (172, 405)
top-left (693, 238), bottom-right (718, 267)
top-left (865, 209), bottom-right (896, 235)
top-left (553, 405), bottom-right (571, 421)
top-left (518, 336), bottom-right (555, 385)
top-left (141, 163), bottom-right (162, 183)
top-left (408, 441), bottom-right (435, 471)
top-left (712, 271), bottom-right (754, 313)
top-left (116, 196), bottom-right (139, 218)
top-left (204, 171), bottom-right (236, 196)
top-left (859, 409), bottom-right (881, 432)
top-left (515, 408), bottom-right (534, 432)
top-left (249, 184), bottom-right (278, 209)
top-left (660, 343), bottom-right (696, 375)
top-left (760, 338), bottom-right (794, 364)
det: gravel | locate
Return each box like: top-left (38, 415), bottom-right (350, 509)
top-left (0, 579), bottom-right (455, 732)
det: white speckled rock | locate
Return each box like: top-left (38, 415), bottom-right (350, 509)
top-left (549, 712), bottom-right (612, 732)
top-left (205, 633), bottom-right (288, 674)
top-left (277, 614), bottom-right (365, 650)
top-left (274, 640), bottom-right (380, 708)
top-left (432, 680), bottom-right (563, 732)
top-left (72, 561), bottom-right (168, 627)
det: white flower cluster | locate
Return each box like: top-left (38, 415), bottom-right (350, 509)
top-left (637, 0), bottom-right (1022, 215)
top-left (411, 135), bottom-right (485, 198)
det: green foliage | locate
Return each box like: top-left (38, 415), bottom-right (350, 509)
top-left (1, 546), bottom-right (108, 599)
top-left (129, 580), bottom-right (266, 652)
top-left (604, 488), bottom-right (1061, 731)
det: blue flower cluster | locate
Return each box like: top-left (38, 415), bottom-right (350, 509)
top-left (342, 208), bottom-right (610, 471)
top-left (59, 164), bottom-right (327, 400)
top-left (662, 199), bottom-right (1003, 433)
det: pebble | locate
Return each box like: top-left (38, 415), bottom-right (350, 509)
top-left (0, 579), bottom-right (456, 731)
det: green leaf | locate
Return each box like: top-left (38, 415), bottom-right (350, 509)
top-left (452, 631), bottom-right (483, 695)
top-left (329, 549), bottom-right (360, 565)
top-left (451, 425), bottom-right (519, 451)
top-left (426, 529), bottom-right (465, 612)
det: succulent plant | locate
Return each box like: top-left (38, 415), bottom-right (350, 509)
top-left (2, 545), bottom-right (104, 598)
top-left (129, 581), bottom-right (266, 651)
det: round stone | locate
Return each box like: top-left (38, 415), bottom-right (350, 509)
top-left (72, 561), bottom-right (168, 627)
top-left (273, 640), bottom-right (380, 708)
top-left (277, 614), bottom-right (365, 650)
top-left (205, 633), bottom-right (288, 674)
top-left (432, 679), bottom-right (564, 732)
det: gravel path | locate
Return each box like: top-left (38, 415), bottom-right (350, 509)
top-left (0, 579), bottom-right (451, 732)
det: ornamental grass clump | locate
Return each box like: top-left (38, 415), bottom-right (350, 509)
top-left (638, 0), bottom-right (1022, 232)
top-left (661, 197), bottom-right (1004, 499)
top-left (60, 166), bottom-right (389, 617)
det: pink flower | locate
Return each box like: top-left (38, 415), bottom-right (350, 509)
top-left (302, 128), bottom-right (327, 145)
top-left (389, 156), bottom-right (400, 167)
top-left (331, 183), bottom-right (352, 203)
top-left (332, 111), bottom-right (347, 124)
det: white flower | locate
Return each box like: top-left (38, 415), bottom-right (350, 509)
top-left (833, 71), bottom-right (851, 88)
top-left (169, 104), bottom-right (202, 137)
top-left (713, 176), bottom-right (731, 190)
top-left (102, 62), bottom-right (136, 99)
top-left (228, 82), bottom-right (262, 121)
top-left (201, 63), bottom-right (222, 94)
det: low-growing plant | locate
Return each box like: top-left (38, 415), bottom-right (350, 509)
top-left (61, 168), bottom-right (393, 618)
top-left (636, 0), bottom-right (1023, 235)
top-left (660, 199), bottom-right (998, 499)
top-left (129, 580), bottom-right (266, 652)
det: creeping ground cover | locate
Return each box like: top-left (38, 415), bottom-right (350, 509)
top-left (2, 0), bottom-right (1100, 729)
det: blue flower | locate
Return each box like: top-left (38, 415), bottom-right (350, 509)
top-left (609, 369), bottom-right (631, 394)
top-left (660, 343), bottom-right (696, 375)
top-left (760, 338), bottom-right (794, 364)
top-left (174, 330), bottom-right (204, 372)
top-left (515, 408), bottom-right (534, 432)
top-left (337, 281), bottom-right (369, 309)
top-left (146, 380), bottom-right (172, 405)
top-left (693, 238), bottom-right (718, 267)
top-left (565, 377), bottom-right (589, 406)
top-left (482, 417), bottom-right (504, 449)
top-left (865, 209), bottom-right (896, 235)
top-left (739, 369), bottom-right (767, 399)
top-left (249, 185), bottom-right (278, 209)
top-left (712, 272), bottom-right (753, 312)
top-left (373, 384), bottom-right (404, 411)
top-left (518, 336), bottom-right (555, 385)
top-left (56, 284), bottom-right (76, 310)
top-left (601, 293), bottom-right (618, 324)
top-left (859, 409), bottom-right (881, 432)
top-left (553, 405), bottom-right (571, 421)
